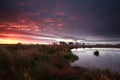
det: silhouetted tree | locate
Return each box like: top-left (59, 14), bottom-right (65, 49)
top-left (68, 42), bottom-right (74, 45)
top-left (59, 41), bottom-right (67, 45)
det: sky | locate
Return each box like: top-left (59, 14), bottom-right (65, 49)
top-left (0, 0), bottom-right (120, 44)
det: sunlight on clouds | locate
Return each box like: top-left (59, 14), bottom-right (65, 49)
top-left (31, 36), bottom-right (75, 43)
top-left (0, 22), bottom-right (40, 32)
top-left (54, 38), bottom-right (75, 42)
top-left (76, 40), bottom-right (84, 42)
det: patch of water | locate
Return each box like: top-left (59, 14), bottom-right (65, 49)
top-left (71, 48), bottom-right (120, 72)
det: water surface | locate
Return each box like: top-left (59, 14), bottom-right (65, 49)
top-left (71, 48), bottom-right (120, 72)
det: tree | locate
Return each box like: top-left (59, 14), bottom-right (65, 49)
top-left (59, 41), bottom-right (67, 45)
top-left (68, 42), bottom-right (74, 45)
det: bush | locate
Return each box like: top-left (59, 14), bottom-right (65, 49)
top-left (64, 53), bottom-right (78, 62)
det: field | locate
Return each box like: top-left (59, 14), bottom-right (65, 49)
top-left (0, 44), bottom-right (120, 80)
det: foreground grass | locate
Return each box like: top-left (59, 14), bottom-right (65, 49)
top-left (0, 44), bottom-right (120, 80)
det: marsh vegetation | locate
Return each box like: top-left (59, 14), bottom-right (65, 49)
top-left (0, 44), bottom-right (120, 80)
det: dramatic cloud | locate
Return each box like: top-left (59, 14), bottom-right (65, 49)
top-left (0, 0), bottom-right (120, 44)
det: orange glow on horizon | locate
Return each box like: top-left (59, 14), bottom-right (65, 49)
top-left (0, 38), bottom-right (50, 44)
top-left (0, 38), bottom-right (21, 44)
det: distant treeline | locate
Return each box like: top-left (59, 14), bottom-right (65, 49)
top-left (54, 41), bottom-right (120, 48)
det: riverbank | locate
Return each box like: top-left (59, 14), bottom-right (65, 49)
top-left (0, 44), bottom-right (120, 80)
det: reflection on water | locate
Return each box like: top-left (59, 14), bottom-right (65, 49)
top-left (71, 48), bottom-right (120, 72)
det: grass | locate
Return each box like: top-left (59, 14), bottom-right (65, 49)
top-left (0, 44), bottom-right (119, 80)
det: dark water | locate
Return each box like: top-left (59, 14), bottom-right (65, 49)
top-left (71, 48), bottom-right (120, 72)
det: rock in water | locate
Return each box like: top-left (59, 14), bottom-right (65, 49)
top-left (94, 50), bottom-right (99, 56)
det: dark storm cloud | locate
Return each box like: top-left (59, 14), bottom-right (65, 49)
top-left (90, 0), bottom-right (120, 38)
top-left (0, 0), bottom-right (19, 22)
top-left (59, 0), bottom-right (120, 39)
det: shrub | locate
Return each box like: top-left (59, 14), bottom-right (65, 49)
top-left (64, 53), bottom-right (78, 62)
